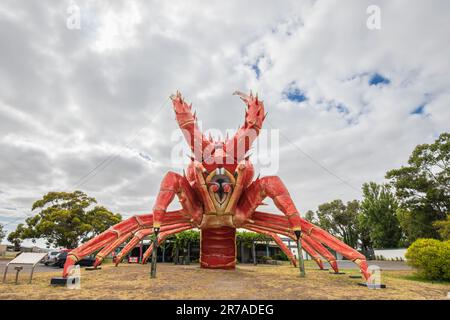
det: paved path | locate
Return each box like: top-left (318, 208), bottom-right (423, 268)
top-left (0, 259), bottom-right (61, 275)
top-left (321, 260), bottom-right (412, 271)
top-left (1, 259), bottom-right (412, 276)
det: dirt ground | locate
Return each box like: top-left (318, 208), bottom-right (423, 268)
top-left (1, 262), bottom-right (449, 300)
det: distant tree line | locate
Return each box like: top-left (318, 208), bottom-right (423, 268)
top-left (0, 223), bottom-right (6, 243)
top-left (305, 132), bottom-right (449, 251)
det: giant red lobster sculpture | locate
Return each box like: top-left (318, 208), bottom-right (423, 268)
top-left (62, 91), bottom-right (370, 280)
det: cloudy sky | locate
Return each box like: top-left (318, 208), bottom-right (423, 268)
top-left (1, 0), bottom-right (449, 246)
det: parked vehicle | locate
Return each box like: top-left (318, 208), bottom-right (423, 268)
top-left (43, 251), bottom-right (60, 266)
top-left (54, 251), bottom-right (95, 268)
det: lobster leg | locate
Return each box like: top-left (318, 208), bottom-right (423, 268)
top-left (92, 210), bottom-right (191, 268)
top-left (115, 222), bottom-right (193, 266)
top-left (300, 238), bottom-right (324, 270)
top-left (115, 229), bottom-right (153, 265)
top-left (243, 212), bottom-right (295, 239)
top-left (141, 225), bottom-right (194, 264)
top-left (237, 176), bottom-right (302, 231)
top-left (245, 226), bottom-right (297, 267)
top-left (299, 218), bottom-right (370, 279)
top-left (302, 234), bottom-right (339, 273)
top-left (93, 231), bottom-right (133, 268)
top-left (246, 224), bottom-right (325, 270)
top-left (62, 214), bottom-right (153, 277)
top-left (153, 172), bottom-right (202, 228)
top-left (248, 211), bottom-right (370, 280)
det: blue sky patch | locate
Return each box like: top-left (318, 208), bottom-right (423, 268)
top-left (336, 104), bottom-right (349, 114)
top-left (369, 73), bottom-right (391, 86)
top-left (283, 84), bottom-right (307, 103)
top-left (251, 63), bottom-right (261, 79)
top-left (411, 104), bottom-right (425, 115)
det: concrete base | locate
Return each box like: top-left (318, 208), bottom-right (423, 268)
top-left (50, 277), bottom-right (69, 286)
top-left (51, 276), bottom-right (80, 286)
top-left (85, 266), bottom-right (101, 271)
top-left (329, 272), bottom-right (346, 275)
top-left (358, 282), bottom-right (386, 289)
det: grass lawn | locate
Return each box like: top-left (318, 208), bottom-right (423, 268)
top-left (0, 262), bottom-right (449, 300)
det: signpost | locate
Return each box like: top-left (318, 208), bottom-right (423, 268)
top-left (3, 252), bottom-right (48, 284)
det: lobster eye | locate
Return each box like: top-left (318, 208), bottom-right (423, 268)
top-left (223, 184), bottom-right (231, 193)
top-left (209, 183), bottom-right (219, 192)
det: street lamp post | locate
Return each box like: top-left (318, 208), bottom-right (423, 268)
top-left (294, 230), bottom-right (306, 277)
top-left (150, 228), bottom-right (160, 278)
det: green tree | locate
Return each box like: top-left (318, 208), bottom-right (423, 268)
top-left (357, 216), bottom-right (373, 256)
top-left (316, 199), bottom-right (360, 248)
top-left (386, 132), bottom-right (449, 243)
top-left (9, 191), bottom-right (122, 249)
top-left (360, 182), bottom-right (402, 248)
top-left (434, 214), bottom-right (450, 240)
top-left (167, 230), bottom-right (200, 262)
top-left (0, 223), bottom-right (6, 243)
top-left (236, 231), bottom-right (271, 246)
top-left (7, 223), bottom-right (25, 250)
top-left (171, 230), bottom-right (200, 252)
top-left (303, 210), bottom-right (316, 224)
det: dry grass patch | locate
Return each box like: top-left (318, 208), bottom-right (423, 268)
top-left (0, 263), bottom-right (449, 300)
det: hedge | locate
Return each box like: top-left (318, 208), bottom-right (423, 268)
top-left (405, 238), bottom-right (450, 281)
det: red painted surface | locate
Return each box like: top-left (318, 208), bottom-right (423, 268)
top-left (62, 91), bottom-right (370, 281)
top-left (201, 227), bottom-right (236, 269)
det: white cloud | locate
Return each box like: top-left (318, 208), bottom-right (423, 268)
top-left (0, 0), bottom-right (449, 247)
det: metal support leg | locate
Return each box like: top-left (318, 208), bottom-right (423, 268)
top-left (174, 247), bottom-right (179, 265)
top-left (2, 265), bottom-right (9, 283)
top-left (29, 266), bottom-right (36, 284)
top-left (150, 228), bottom-right (159, 279)
top-left (295, 230), bottom-right (306, 278)
top-left (186, 242), bottom-right (191, 265)
top-left (252, 241), bottom-right (257, 265)
top-left (162, 243), bottom-right (165, 263)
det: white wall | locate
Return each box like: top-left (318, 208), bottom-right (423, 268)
top-left (290, 247), bottom-right (310, 260)
top-left (374, 248), bottom-right (407, 260)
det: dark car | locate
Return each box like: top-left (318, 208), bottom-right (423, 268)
top-left (54, 251), bottom-right (95, 268)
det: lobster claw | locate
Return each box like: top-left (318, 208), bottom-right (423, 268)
top-left (233, 90), bottom-right (250, 103)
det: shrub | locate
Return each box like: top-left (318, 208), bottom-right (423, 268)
top-left (273, 252), bottom-right (289, 261)
top-left (405, 239), bottom-right (450, 281)
top-left (259, 256), bottom-right (272, 263)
